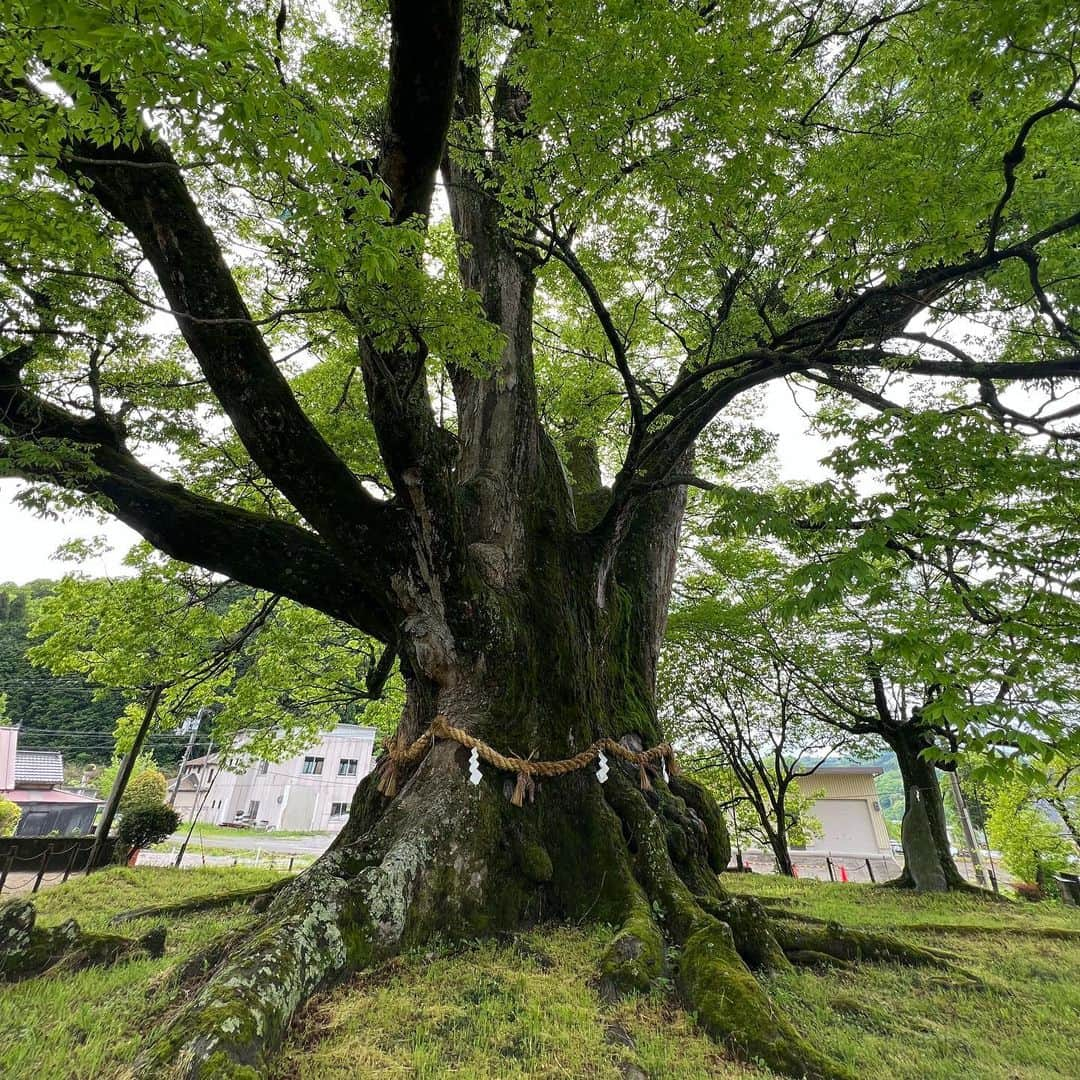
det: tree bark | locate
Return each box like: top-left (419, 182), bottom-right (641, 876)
top-left (885, 725), bottom-right (970, 891)
top-left (770, 820), bottom-right (796, 878)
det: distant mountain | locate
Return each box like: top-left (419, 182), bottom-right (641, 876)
top-left (0, 580), bottom-right (179, 767)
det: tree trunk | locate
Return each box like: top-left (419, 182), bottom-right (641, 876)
top-left (886, 726), bottom-right (970, 892)
top-left (133, 538), bottom-right (867, 1080)
top-left (770, 821), bottom-right (796, 878)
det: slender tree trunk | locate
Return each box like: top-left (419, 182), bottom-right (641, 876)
top-left (769, 829), bottom-right (796, 877)
top-left (770, 817), bottom-right (796, 877)
top-left (886, 726), bottom-right (970, 891)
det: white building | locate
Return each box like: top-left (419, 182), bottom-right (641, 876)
top-left (792, 765), bottom-right (893, 857)
top-left (169, 723), bottom-right (377, 832)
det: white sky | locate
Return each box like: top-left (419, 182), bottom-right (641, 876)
top-left (0, 383), bottom-right (829, 585)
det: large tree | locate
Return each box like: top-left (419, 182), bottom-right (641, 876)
top-left (2, 2), bottom-right (1079, 1075)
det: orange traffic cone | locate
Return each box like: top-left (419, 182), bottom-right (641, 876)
top-left (839, 864), bottom-right (848, 882)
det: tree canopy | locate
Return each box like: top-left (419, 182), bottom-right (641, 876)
top-left (1, 1), bottom-right (1078, 629)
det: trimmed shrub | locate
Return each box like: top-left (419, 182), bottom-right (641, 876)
top-left (120, 769), bottom-right (168, 812)
top-left (116, 803), bottom-right (180, 856)
top-left (0, 797), bottom-right (20, 838)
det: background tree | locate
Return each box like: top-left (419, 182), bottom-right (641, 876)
top-left (983, 774), bottom-right (1077, 893)
top-left (29, 557), bottom-right (403, 770)
top-left (694, 403), bottom-right (1080, 889)
top-left (2, 2), bottom-right (1080, 1074)
top-left (664, 544), bottom-right (853, 877)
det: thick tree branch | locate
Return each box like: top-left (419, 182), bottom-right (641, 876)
top-left (0, 373), bottom-right (398, 641)
top-left (55, 136), bottom-right (398, 564)
top-left (379, 0), bottom-right (464, 226)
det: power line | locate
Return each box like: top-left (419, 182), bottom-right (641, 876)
top-left (15, 728), bottom-right (196, 738)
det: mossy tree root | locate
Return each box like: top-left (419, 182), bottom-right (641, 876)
top-left (602, 774), bottom-right (854, 1080)
top-left (0, 898), bottom-right (165, 982)
top-left (758, 907), bottom-right (986, 981)
top-left (768, 920), bottom-right (981, 985)
top-left (598, 888), bottom-right (666, 998)
top-left (677, 920), bottom-right (855, 1080)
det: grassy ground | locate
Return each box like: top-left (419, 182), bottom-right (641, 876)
top-left (2, 868), bottom-right (1078, 1079)
top-left (0, 867), bottom-right (286, 1080)
top-left (169, 822), bottom-right (323, 841)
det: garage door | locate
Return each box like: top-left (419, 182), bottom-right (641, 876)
top-left (805, 799), bottom-right (878, 854)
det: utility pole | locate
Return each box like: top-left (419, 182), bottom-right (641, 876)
top-left (169, 706), bottom-right (210, 807)
top-left (87, 684), bottom-right (163, 873)
top-left (949, 770), bottom-right (987, 888)
top-left (174, 741), bottom-right (214, 868)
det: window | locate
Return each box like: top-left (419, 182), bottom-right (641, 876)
top-left (258, 760), bottom-right (269, 775)
top-left (330, 802), bottom-right (349, 817)
top-left (302, 756), bottom-right (324, 775)
top-left (338, 758), bottom-right (358, 777)
top-left (247, 800), bottom-right (260, 821)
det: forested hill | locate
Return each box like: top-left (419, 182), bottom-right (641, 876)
top-left (0, 581), bottom-right (127, 766)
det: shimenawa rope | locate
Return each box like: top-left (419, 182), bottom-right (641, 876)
top-left (375, 714), bottom-right (678, 805)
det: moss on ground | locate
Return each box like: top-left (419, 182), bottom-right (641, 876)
top-left (0, 867), bottom-right (285, 1080)
top-left (1, 868), bottom-right (1079, 1079)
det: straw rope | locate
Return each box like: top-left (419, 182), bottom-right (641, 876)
top-left (375, 714), bottom-right (679, 804)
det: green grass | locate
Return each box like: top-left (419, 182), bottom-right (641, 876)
top-left (274, 929), bottom-right (753, 1080)
top-left (274, 881), bottom-right (1080, 1080)
top-left (2, 870), bottom-right (1079, 1079)
top-left (0, 866), bottom-right (286, 1080)
top-left (169, 822), bottom-right (323, 841)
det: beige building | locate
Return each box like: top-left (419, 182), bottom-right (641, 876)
top-left (169, 723), bottom-right (377, 832)
top-left (792, 765), bottom-right (893, 857)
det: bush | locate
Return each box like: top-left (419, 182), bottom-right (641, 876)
top-left (120, 768), bottom-right (168, 812)
top-left (94, 752), bottom-right (159, 800)
top-left (0, 796), bottom-right (20, 837)
top-left (116, 803), bottom-right (180, 855)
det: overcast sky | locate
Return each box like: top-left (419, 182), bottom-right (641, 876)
top-left (0, 382), bottom-right (830, 585)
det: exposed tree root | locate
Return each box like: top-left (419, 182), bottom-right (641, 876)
top-left (699, 894), bottom-right (793, 974)
top-left (110, 880), bottom-right (290, 925)
top-left (598, 888), bottom-right (666, 998)
top-left (783, 949), bottom-right (855, 971)
top-left (769, 919), bottom-right (959, 969)
top-left (677, 919), bottom-right (854, 1080)
top-left (603, 773), bottom-right (854, 1080)
top-left (0, 898), bottom-right (164, 982)
top-left (761, 904), bottom-right (1078, 943)
top-left (130, 755), bottom-right (987, 1080)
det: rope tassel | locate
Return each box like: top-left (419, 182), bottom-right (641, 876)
top-left (638, 762), bottom-right (652, 792)
top-left (510, 770), bottom-right (528, 807)
top-left (375, 759), bottom-right (399, 800)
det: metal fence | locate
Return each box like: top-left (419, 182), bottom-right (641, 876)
top-left (0, 836), bottom-right (114, 895)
